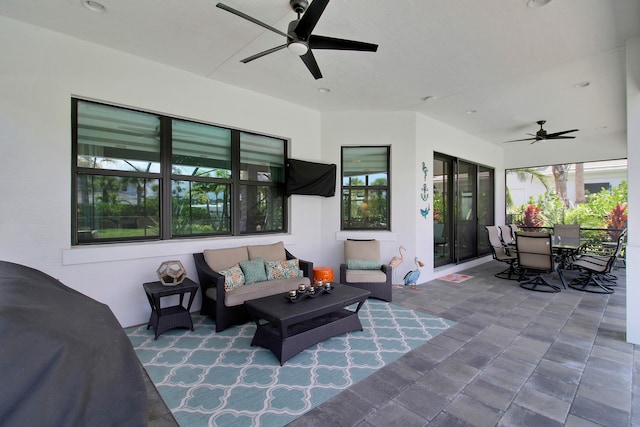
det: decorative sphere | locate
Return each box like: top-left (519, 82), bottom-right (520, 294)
top-left (157, 260), bottom-right (186, 286)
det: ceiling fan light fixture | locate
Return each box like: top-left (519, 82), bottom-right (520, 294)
top-left (526, 0), bottom-right (551, 8)
top-left (82, 0), bottom-right (106, 13)
top-left (574, 80), bottom-right (591, 88)
top-left (288, 41), bottom-right (309, 56)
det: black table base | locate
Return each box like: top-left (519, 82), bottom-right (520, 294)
top-left (245, 284), bottom-right (370, 365)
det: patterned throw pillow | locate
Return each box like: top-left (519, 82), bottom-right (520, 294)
top-left (347, 259), bottom-right (382, 270)
top-left (265, 259), bottom-right (304, 280)
top-left (239, 258), bottom-right (268, 285)
top-left (219, 264), bottom-right (245, 292)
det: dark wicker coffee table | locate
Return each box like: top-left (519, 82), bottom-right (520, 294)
top-left (244, 284), bottom-right (370, 365)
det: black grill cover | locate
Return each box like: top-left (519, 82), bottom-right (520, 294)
top-left (285, 159), bottom-right (336, 197)
top-left (0, 261), bottom-right (147, 427)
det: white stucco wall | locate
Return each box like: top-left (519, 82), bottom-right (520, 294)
top-left (626, 35), bottom-right (640, 344)
top-left (0, 16), bottom-right (322, 327)
top-left (317, 112), bottom-right (503, 283)
top-left (319, 111), bottom-right (417, 281)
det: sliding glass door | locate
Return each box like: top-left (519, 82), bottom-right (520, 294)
top-left (433, 153), bottom-right (494, 267)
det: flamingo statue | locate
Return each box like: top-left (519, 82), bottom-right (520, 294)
top-left (403, 257), bottom-right (424, 290)
top-left (389, 245), bottom-right (406, 288)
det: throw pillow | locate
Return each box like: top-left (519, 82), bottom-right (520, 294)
top-left (265, 259), bottom-right (304, 280)
top-left (219, 264), bottom-right (245, 292)
top-left (239, 258), bottom-right (267, 284)
top-left (347, 258), bottom-right (382, 270)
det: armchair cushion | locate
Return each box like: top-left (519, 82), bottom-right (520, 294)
top-left (347, 259), bottom-right (382, 270)
top-left (345, 269), bottom-right (388, 283)
top-left (344, 239), bottom-right (380, 262)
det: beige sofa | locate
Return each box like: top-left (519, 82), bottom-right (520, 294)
top-left (193, 241), bottom-right (312, 332)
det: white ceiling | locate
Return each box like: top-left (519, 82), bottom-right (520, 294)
top-left (2, 0), bottom-right (639, 146)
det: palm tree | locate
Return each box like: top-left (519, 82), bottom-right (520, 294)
top-left (506, 168), bottom-right (552, 208)
top-left (552, 164), bottom-right (571, 208)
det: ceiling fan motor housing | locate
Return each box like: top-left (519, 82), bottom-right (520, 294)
top-left (290, 0), bottom-right (308, 14)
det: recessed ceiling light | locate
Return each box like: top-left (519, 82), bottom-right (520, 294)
top-left (82, 0), bottom-right (106, 13)
top-left (466, 109), bottom-right (477, 114)
top-left (318, 87), bottom-right (330, 93)
top-left (527, 0), bottom-right (551, 8)
top-left (574, 80), bottom-right (591, 88)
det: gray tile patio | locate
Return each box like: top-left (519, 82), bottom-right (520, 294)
top-left (288, 260), bottom-right (637, 426)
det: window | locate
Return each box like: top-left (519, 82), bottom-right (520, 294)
top-left (341, 146), bottom-right (390, 230)
top-left (72, 99), bottom-right (286, 244)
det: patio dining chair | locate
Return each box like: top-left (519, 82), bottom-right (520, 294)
top-left (498, 224), bottom-right (516, 246)
top-left (515, 231), bottom-right (567, 292)
top-left (569, 228), bottom-right (627, 294)
top-left (486, 225), bottom-right (518, 280)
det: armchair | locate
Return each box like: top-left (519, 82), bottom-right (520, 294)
top-left (339, 239), bottom-right (392, 302)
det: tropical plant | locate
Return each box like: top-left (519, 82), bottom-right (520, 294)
top-left (515, 204), bottom-right (543, 230)
top-left (606, 202), bottom-right (627, 240)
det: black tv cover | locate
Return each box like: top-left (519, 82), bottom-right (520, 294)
top-left (286, 158), bottom-right (336, 197)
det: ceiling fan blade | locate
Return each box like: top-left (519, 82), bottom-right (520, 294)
top-left (240, 44), bottom-right (287, 63)
top-left (548, 136), bottom-right (576, 140)
top-left (300, 50), bottom-right (323, 79)
top-left (216, 3), bottom-right (291, 39)
top-left (294, 0), bottom-right (329, 38)
top-left (503, 137), bottom-right (537, 143)
top-left (545, 129), bottom-right (579, 138)
top-left (309, 35), bottom-right (378, 51)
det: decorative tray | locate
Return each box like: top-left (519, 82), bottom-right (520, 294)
top-left (284, 285), bottom-right (333, 303)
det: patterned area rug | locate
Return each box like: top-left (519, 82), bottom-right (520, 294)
top-left (126, 300), bottom-right (454, 427)
top-left (438, 273), bottom-right (474, 283)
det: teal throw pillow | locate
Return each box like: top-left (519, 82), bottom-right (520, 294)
top-left (347, 258), bottom-right (382, 270)
top-left (239, 258), bottom-right (267, 284)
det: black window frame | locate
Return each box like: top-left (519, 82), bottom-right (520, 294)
top-left (340, 145), bottom-right (391, 231)
top-left (71, 98), bottom-right (287, 245)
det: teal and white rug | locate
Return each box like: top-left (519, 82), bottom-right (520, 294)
top-left (126, 300), bottom-right (455, 427)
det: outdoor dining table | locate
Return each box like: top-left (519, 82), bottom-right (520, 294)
top-left (552, 236), bottom-right (586, 269)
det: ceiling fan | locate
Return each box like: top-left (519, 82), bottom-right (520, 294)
top-left (216, 0), bottom-right (378, 80)
top-left (504, 120), bottom-right (579, 144)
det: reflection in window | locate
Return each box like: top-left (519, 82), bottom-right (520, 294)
top-left (341, 146), bottom-right (390, 230)
top-left (72, 99), bottom-right (287, 244)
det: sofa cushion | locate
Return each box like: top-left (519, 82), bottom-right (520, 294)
top-left (219, 264), bottom-right (245, 292)
top-left (345, 269), bottom-right (388, 283)
top-left (265, 259), bottom-right (304, 280)
top-left (247, 241), bottom-right (286, 261)
top-left (239, 258), bottom-right (267, 284)
top-left (204, 246), bottom-right (249, 272)
top-left (347, 259), bottom-right (382, 270)
top-left (221, 276), bottom-right (311, 307)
